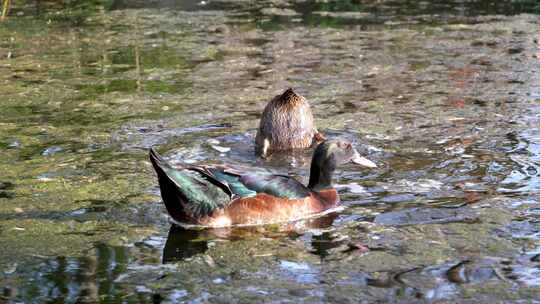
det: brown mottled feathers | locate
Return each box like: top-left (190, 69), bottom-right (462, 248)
top-left (255, 88), bottom-right (318, 156)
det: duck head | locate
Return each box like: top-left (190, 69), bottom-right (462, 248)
top-left (308, 139), bottom-right (377, 191)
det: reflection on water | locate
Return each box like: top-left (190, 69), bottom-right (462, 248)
top-left (499, 129), bottom-right (540, 194)
top-left (4, 244), bottom-right (131, 303)
top-left (2, 0), bottom-right (540, 302)
top-left (4, 217), bottom-right (540, 303)
top-left (163, 226), bottom-right (209, 262)
top-left (163, 211), bottom-right (339, 263)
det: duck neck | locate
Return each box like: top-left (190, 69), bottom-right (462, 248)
top-left (308, 159), bottom-right (335, 191)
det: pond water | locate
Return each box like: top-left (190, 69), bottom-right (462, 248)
top-left (1, 0), bottom-right (540, 302)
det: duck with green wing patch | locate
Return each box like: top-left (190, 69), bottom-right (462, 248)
top-left (150, 139), bottom-right (376, 227)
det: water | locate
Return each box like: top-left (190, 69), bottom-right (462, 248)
top-left (1, 0), bottom-right (540, 302)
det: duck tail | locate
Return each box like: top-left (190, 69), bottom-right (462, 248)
top-left (149, 148), bottom-right (192, 223)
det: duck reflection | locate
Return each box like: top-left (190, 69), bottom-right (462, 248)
top-left (162, 225), bottom-right (210, 263)
top-left (162, 211), bottom-right (338, 263)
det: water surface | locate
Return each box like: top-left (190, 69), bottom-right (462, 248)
top-left (1, 0), bottom-right (540, 302)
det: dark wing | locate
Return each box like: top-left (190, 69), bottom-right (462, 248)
top-left (204, 165), bottom-right (311, 199)
top-left (239, 173), bottom-right (311, 199)
top-left (149, 149), bottom-right (232, 219)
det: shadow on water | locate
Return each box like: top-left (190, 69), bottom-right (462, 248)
top-left (105, 0), bottom-right (242, 12)
top-left (100, 0), bottom-right (540, 14)
top-left (253, 0), bottom-right (540, 30)
top-left (22, 0), bottom-right (538, 30)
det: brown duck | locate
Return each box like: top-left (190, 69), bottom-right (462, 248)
top-left (255, 88), bottom-right (325, 157)
top-left (150, 139), bottom-right (377, 227)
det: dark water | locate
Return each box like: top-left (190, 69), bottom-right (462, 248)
top-left (1, 0), bottom-right (540, 302)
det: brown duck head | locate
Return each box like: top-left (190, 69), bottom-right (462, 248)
top-left (255, 88), bottom-right (324, 157)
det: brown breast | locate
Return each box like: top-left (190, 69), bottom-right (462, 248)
top-left (205, 189), bottom-right (340, 227)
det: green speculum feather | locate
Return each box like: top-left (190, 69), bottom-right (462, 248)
top-left (211, 171), bottom-right (257, 198)
top-left (239, 173), bottom-right (310, 199)
top-left (165, 168), bottom-right (230, 215)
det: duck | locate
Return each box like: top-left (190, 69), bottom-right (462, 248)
top-left (149, 139), bottom-right (377, 227)
top-left (255, 88), bottom-right (325, 157)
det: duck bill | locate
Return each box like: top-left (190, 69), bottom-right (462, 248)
top-left (351, 151), bottom-right (377, 168)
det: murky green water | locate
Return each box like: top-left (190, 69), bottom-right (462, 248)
top-left (1, 0), bottom-right (540, 302)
